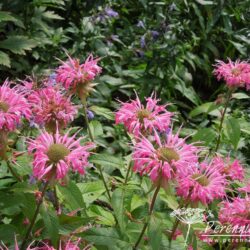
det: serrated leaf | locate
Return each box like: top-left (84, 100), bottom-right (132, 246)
top-left (226, 117), bottom-right (241, 150)
top-left (189, 102), bottom-right (218, 117)
top-left (0, 11), bottom-right (24, 28)
top-left (89, 120), bottom-right (103, 138)
top-left (0, 51), bottom-right (10, 67)
top-left (82, 227), bottom-right (131, 250)
top-left (42, 11), bottom-right (63, 20)
top-left (57, 181), bottom-right (85, 211)
top-left (90, 106), bottom-right (114, 120)
top-left (41, 208), bottom-right (59, 246)
top-left (192, 128), bottom-right (216, 146)
top-left (90, 154), bottom-right (124, 170)
top-left (149, 215), bottom-right (162, 250)
top-left (0, 36), bottom-right (37, 55)
top-left (111, 188), bottom-right (125, 232)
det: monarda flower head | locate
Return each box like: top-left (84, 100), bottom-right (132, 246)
top-left (213, 59), bottom-right (250, 90)
top-left (28, 87), bottom-right (77, 132)
top-left (219, 197), bottom-right (250, 227)
top-left (212, 156), bottom-right (244, 181)
top-left (28, 129), bottom-right (94, 181)
top-left (56, 54), bottom-right (102, 98)
top-left (132, 129), bottom-right (199, 184)
top-left (0, 80), bottom-right (31, 131)
top-left (115, 94), bottom-right (172, 137)
top-left (176, 160), bottom-right (227, 205)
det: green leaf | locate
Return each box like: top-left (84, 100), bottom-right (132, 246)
top-left (58, 214), bottom-right (91, 235)
top-left (0, 11), bottom-right (24, 27)
top-left (148, 215), bottom-right (162, 250)
top-left (57, 181), bottom-right (85, 211)
top-left (89, 120), bottom-right (103, 138)
top-left (90, 106), bottom-right (114, 120)
top-left (192, 128), bottom-right (216, 146)
top-left (111, 188), bottom-right (125, 232)
top-left (90, 153), bottom-right (124, 170)
top-left (100, 75), bottom-right (123, 86)
top-left (0, 36), bottom-right (37, 55)
top-left (82, 227), bottom-right (132, 250)
top-left (226, 117), bottom-right (241, 150)
top-left (232, 93), bottom-right (250, 99)
top-left (0, 224), bottom-right (17, 243)
top-left (0, 51), bottom-right (11, 67)
top-left (41, 208), bottom-right (59, 246)
top-left (42, 11), bottom-right (63, 20)
top-left (189, 102), bottom-right (218, 117)
top-left (77, 181), bottom-right (106, 205)
top-left (195, 0), bottom-right (214, 5)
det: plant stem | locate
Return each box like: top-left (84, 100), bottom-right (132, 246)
top-left (124, 162), bottom-right (132, 185)
top-left (20, 181), bottom-right (49, 250)
top-left (133, 184), bottom-right (161, 249)
top-left (54, 186), bottom-right (60, 213)
top-left (214, 89), bottom-right (232, 152)
top-left (81, 97), bottom-right (111, 201)
top-left (6, 160), bottom-right (22, 182)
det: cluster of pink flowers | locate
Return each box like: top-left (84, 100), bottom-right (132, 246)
top-left (214, 59), bottom-right (250, 89)
top-left (56, 54), bottom-right (102, 96)
top-left (115, 92), bottom-right (245, 206)
top-left (115, 94), bottom-right (172, 136)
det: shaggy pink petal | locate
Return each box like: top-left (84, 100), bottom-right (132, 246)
top-left (219, 197), bottom-right (250, 227)
top-left (115, 94), bottom-right (173, 136)
top-left (212, 156), bottom-right (244, 181)
top-left (0, 80), bottom-right (31, 131)
top-left (132, 129), bottom-right (199, 183)
top-left (28, 129), bottom-right (95, 180)
top-left (213, 59), bottom-right (250, 89)
top-left (56, 54), bottom-right (101, 90)
top-left (176, 160), bottom-right (227, 205)
top-left (28, 87), bottom-right (77, 129)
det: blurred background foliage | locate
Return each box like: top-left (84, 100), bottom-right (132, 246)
top-left (0, 0), bottom-right (250, 159)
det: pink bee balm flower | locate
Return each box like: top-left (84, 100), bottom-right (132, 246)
top-left (212, 156), bottom-right (244, 181)
top-left (176, 161), bottom-right (227, 205)
top-left (213, 59), bottom-right (250, 89)
top-left (28, 129), bottom-right (95, 180)
top-left (219, 197), bottom-right (250, 227)
top-left (56, 54), bottom-right (102, 96)
top-left (132, 129), bottom-right (199, 183)
top-left (28, 87), bottom-right (77, 131)
top-left (115, 95), bottom-right (173, 136)
top-left (0, 80), bottom-right (31, 131)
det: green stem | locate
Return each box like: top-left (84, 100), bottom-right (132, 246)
top-left (124, 162), bottom-right (132, 185)
top-left (20, 181), bottom-right (49, 250)
top-left (214, 89), bottom-right (232, 152)
top-left (133, 184), bottom-right (161, 249)
top-left (81, 97), bottom-right (111, 201)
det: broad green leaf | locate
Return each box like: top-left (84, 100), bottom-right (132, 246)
top-left (148, 215), bottom-right (162, 250)
top-left (0, 51), bottom-right (10, 67)
top-left (82, 227), bottom-right (132, 250)
top-left (77, 181), bottom-right (106, 205)
top-left (0, 36), bottom-right (37, 55)
top-left (189, 102), bottom-right (218, 117)
top-left (57, 181), bottom-right (85, 211)
top-left (90, 153), bottom-right (124, 170)
top-left (89, 120), bottom-right (103, 138)
top-left (226, 117), bottom-right (241, 150)
top-left (42, 11), bottom-right (63, 20)
top-left (87, 205), bottom-right (115, 226)
top-left (195, 0), bottom-right (214, 5)
top-left (232, 93), bottom-right (249, 99)
top-left (58, 214), bottom-right (91, 235)
top-left (41, 208), bottom-right (59, 246)
top-left (90, 106), bottom-right (114, 120)
top-left (111, 188), bottom-right (125, 232)
top-left (100, 75), bottom-right (123, 86)
top-left (0, 224), bottom-right (17, 243)
top-left (192, 128), bottom-right (216, 146)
